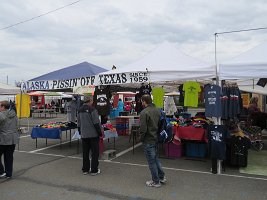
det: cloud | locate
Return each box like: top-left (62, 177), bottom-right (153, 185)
top-left (0, 0), bottom-right (267, 84)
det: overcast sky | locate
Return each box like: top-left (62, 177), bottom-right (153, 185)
top-left (0, 0), bottom-right (267, 85)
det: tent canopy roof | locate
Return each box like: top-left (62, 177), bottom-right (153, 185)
top-left (29, 61), bottom-right (108, 81)
top-left (100, 42), bottom-right (215, 83)
top-left (219, 41), bottom-right (267, 80)
top-left (0, 83), bottom-right (20, 95)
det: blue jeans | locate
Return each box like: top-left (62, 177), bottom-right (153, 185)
top-left (143, 143), bottom-right (165, 183)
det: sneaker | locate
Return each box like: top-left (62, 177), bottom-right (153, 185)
top-left (90, 169), bottom-right (101, 176)
top-left (0, 173), bottom-right (6, 178)
top-left (145, 180), bottom-right (161, 188)
top-left (83, 172), bottom-right (89, 175)
top-left (159, 176), bottom-right (167, 184)
top-left (5, 176), bottom-right (12, 179)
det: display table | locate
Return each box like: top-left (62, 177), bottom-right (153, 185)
top-left (170, 126), bottom-right (208, 159)
top-left (31, 126), bottom-right (75, 148)
top-left (174, 126), bottom-right (207, 142)
top-left (115, 115), bottom-right (139, 135)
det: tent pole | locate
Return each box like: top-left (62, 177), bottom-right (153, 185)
top-left (214, 33), bottom-right (222, 174)
top-left (214, 33), bottom-right (219, 85)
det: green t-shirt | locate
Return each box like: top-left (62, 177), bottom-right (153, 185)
top-left (183, 81), bottom-right (201, 107)
top-left (152, 87), bottom-right (165, 108)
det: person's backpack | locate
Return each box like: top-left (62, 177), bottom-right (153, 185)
top-left (157, 109), bottom-right (173, 143)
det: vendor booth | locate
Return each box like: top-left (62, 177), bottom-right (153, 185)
top-left (20, 61), bottom-right (110, 150)
top-left (218, 41), bottom-right (267, 174)
top-left (95, 42), bottom-right (216, 161)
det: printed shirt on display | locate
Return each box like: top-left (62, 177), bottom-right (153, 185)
top-left (183, 81), bottom-right (201, 107)
top-left (204, 84), bottom-right (222, 117)
top-left (208, 125), bottom-right (229, 160)
top-left (152, 87), bottom-right (165, 108)
top-left (93, 86), bottom-right (112, 116)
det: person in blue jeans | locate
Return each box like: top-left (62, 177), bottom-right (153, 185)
top-left (139, 94), bottom-right (166, 187)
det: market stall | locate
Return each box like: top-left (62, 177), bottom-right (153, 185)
top-left (95, 42), bottom-right (216, 161)
top-left (217, 41), bottom-right (267, 173)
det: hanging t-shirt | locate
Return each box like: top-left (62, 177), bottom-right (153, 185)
top-left (229, 87), bottom-right (242, 118)
top-left (135, 92), bottom-right (143, 114)
top-left (16, 94), bottom-right (31, 118)
top-left (204, 84), bottom-right (222, 118)
top-left (183, 81), bottom-right (201, 107)
top-left (208, 125), bottom-right (229, 160)
top-left (139, 84), bottom-right (152, 96)
top-left (93, 86), bottom-right (112, 116)
top-left (221, 86), bottom-right (229, 119)
top-left (152, 87), bottom-right (165, 108)
top-left (164, 96), bottom-right (177, 116)
top-left (178, 84), bottom-right (184, 103)
top-left (66, 100), bottom-right (77, 122)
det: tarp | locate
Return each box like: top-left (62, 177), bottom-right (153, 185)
top-left (28, 91), bottom-right (46, 96)
top-left (29, 61), bottom-right (107, 81)
top-left (0, 82), bottom-right (20, 95)
top-left (219, 41), bottom-right (267, 80)
top-left (98, 42), bottom-right (215, 85)
top-left (22, 62), bottom-right (108, 91)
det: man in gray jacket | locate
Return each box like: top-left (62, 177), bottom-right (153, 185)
top-left (77, 96), bottom-right (102, 176)
top-left (140, 94), bottom-right (166, 187)
top-left (0, 100), bottom-right (19, 179)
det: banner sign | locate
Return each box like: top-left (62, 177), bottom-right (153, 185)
top-left (98, 72), bottom-right (148, 85)
top-left (21, 76), bottom-right (96, 92)
top-left (21, 72), bottom-right (149, 91)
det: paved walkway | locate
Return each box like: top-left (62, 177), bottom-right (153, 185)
top-left (0, 114), bottom-right (266, 200)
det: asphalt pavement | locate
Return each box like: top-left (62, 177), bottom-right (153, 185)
top-left (0, 114), bottom-right (266, 200)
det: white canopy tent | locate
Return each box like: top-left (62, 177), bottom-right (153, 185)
top-left (98, 42), bottom-right (215, 85)
top-left (219, 41), bottom-right (267, 94)
top-left (232, 79), bottom-right (267, 95)
top-left (0, 82), bottom-right (20, 95)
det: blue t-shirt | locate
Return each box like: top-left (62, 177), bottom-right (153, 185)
top-left (204, 84), bottom-right (222, 118)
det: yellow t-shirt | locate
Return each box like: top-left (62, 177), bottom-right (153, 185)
top-left (152, 87), bottom-right (165, 108)
top-left (16, 94), bottom-right (31, 118)
top-left (183, 81), bottom-right (201, 107)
